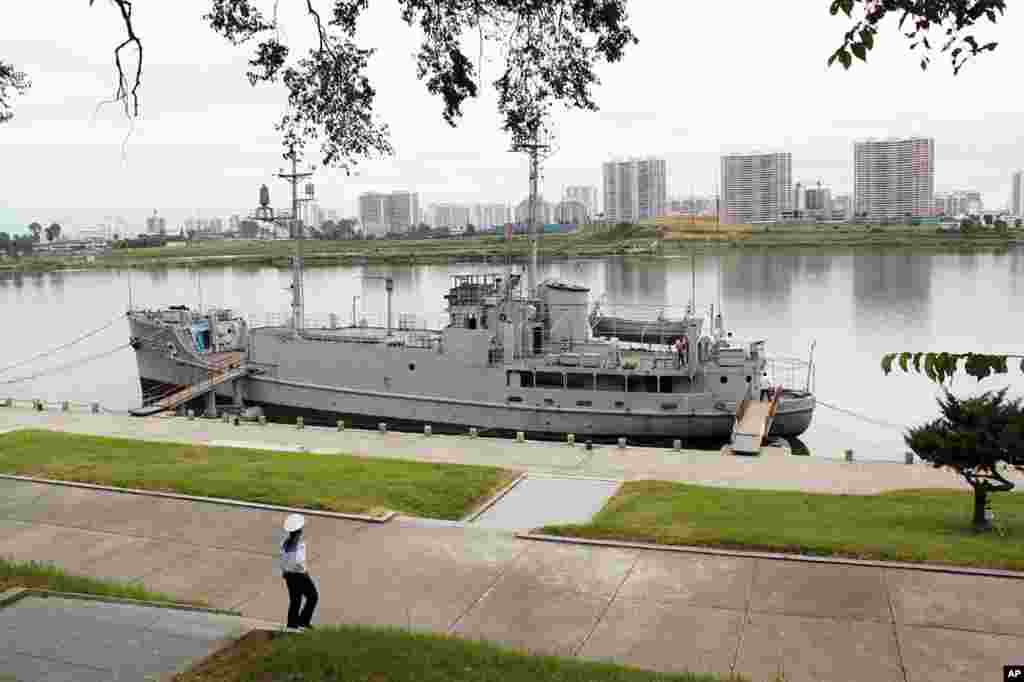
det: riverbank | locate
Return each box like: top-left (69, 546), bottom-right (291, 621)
top-left (1, 224), bottom-right (1020, 273)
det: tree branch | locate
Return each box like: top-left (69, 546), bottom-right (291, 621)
top-left (0, 60), bottom-right (31, 124)
top-left (110, 0), bottom-right (143, 118)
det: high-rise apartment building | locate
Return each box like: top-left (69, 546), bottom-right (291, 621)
top-left (472, 203), bottom-right (511, 229)
top-left (564, 186), bottom-right (598, 218)
top-left (720, 152), bottom-right (792, 224)
top-left (358, 193), bottom-right (388, 236)
top-left (429, 203), bottom-right (471, 230)
top-left (359, 191), bottom-right (419, 236)
top-left (805, 185), bottom-right (832, 217)
top-left (554, 200), bottom-right (588, 225)
top-left (387, 191), bottom-right (419, 234)
top-left (831, 194), bottom-right (853, 221)
top-left (514, 198), bottom-right (554, 225)
top-left (1011, 171), bottom-right (1024, 217)
top-left (853, 137), bottom-right (934, 220)
top-left (602, 158), bottom-right (667, 224)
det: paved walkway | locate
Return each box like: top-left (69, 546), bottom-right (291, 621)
top-left (1, 478), bottom-right (1021, 682)
top-left (3, 406), bottom-right (1020, 494)
top-left (0, 594), bottom-right (268, 682)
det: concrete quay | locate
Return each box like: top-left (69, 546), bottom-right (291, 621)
top-left (1, 405), bottom-right (1016, 495)
top-left (0, 477), bottom-right (1021, 682)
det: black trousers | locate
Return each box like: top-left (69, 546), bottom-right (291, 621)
top-left (283, 572), bottom-right (318, 627)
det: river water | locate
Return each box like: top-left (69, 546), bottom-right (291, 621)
top-left (3, 248), bottom-right (1022, 461)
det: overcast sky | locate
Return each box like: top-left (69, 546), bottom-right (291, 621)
top-left (1, 0), bottom-right (1021, 231)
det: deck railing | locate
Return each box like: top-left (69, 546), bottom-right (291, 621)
top-left (765, 356), bottom-right (814, 393)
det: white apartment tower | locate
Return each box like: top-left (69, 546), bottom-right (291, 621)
top-left (854, 137), bottom-right (935, 220)
top-left (565, 185), bottom-right (599, 218)
top-left (1011, 171), bottom-right (1024, 217)
top-left (720, 152), bottom-right (792, 224)
top-left (602, 158), bottom-right (666, 224)
top-left (359, 191), bottom-right (419, 236)
top-left (387, 191), bottom-right (419, 234)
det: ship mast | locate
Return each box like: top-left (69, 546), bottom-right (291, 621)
top-left (276, 150), bottom-right (314, 336)
top-left (511, 132), bottom-right (550, 296)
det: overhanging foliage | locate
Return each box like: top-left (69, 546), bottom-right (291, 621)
top-left (881, 352), bottom-right (1024, 384)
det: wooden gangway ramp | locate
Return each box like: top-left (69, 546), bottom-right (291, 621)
top-left (730, 393), bottom-right (779, 455)
top-left (130, 366), bottom-right (250, 417)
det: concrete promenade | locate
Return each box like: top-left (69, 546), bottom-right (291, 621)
top-left (2, 405), bottom-right (1019, 494)
top-left (0, 478), bottom-right (1022, 682)
top-left (1, 407), bottom-right (1023, 680)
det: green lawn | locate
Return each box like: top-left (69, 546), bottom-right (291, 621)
top-left (174, 625), bottom-right (742, 682)
top-left (542, 480), bottom-right (1024, 571)
top-left (0, 557), bottom-right (204, 606)
top-left (0, 430), bottom-right (518, 519)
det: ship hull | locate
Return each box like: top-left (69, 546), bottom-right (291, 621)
top-left (132, 348), bottom-right (814, 443)
top-left (129, 317), bottom-right (814, 444)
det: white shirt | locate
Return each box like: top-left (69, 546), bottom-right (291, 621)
top-left (280, 540), bottom-right (307, 575)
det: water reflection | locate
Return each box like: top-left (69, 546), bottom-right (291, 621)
top-left (796, 253), bottom-right (833, 282)
top-left (603, 257), bottom-right (668, 304)
top-left (721, 251), bottom-right (798, 305)
top-left (851, 251), bottom-right (932, 329)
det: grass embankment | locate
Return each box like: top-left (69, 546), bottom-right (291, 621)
top-left (175, 625), bottom-right (741, 682)
top-left (0, 557), bottom-right (203, 605)
top-left (4, 223), bottom-right (1018, 273)
top-left (542, 481), bottom-right (1024, 571)
top-left (0, 430), bottom-right (517, 519)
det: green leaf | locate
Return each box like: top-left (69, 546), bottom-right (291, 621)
top-left (899, 352), bottom-right (912, 372)
top-left (964, 354), bottom-right (991, 381)
top-left (851, 43), bottom-right (867, 61)
top-left (924, 353), bottom-right (937, 382)
top-left (912, 352), bottom-right (924, 373)
top-left (861, 28), bottom-right (874, 50)
top-left (839, 49), bottom-right (852, 69)
top-left (881, 353), bottom-right (897, 376)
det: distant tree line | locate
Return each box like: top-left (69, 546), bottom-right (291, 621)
top-left (0, 231), bottom-right (35, 257)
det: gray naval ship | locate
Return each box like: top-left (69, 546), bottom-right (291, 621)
top-left (127, 267), bottom-right (816, 445)
top-left (127, 154), bottom-right (814, 445)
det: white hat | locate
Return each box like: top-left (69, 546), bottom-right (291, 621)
top-left (283, 514), bottom-right (305, 532)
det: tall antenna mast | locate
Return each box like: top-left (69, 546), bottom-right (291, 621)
top-left (276, 149), bottom-right (314, 336)
top-left (511, 131), bottom-right (550, 295)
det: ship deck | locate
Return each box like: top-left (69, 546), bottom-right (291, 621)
top-left (251, 325), bottom-right (442, 348)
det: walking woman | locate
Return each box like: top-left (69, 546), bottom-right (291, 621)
top-left (280, 514), bottom-right (318, 630)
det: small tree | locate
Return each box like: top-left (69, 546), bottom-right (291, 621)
top-left (27, 222), bottom-right (42, 242)
top-left (905, 388), bottom-right (1024, 530)
top-left (45, 222), bottom-right (61, 242)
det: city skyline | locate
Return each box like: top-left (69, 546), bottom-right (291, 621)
top-left (3, 0), bottom-right (1024, 234)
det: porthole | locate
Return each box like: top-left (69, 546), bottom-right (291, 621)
top-left (507, 396), bottom-right (523, 403)
top-left (614, 401), bottom-right (625, 408)
top-left (745, 376), bottom-right (751, 383)
top-left (720, 376), bottom-right (728, 384)
top-left (408, 363), bottom-right (416, 371)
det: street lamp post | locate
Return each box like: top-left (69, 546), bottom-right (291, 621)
top-left (352, 295), bottom-right (360, 327)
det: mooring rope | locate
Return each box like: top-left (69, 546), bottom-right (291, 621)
top-left (814, 398), bottom-right (908, 431)
top-left (0, 315), bottom-right (123, 376)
